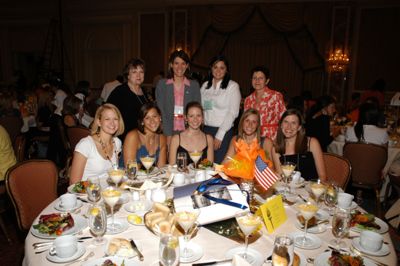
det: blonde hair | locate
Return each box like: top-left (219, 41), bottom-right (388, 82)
top-left (237, 108), bottom-right (261, 143)
top-left (91, 103), bottom-right (125, 136)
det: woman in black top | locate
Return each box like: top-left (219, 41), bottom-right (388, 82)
top-left (271, 109), bottom-right (326, 181)
top-left (168, 102), bottom-right (214, 165)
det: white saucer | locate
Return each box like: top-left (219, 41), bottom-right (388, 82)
top-left (106, 218), bottom-right (129, 234)
top-left (46, 242), bottom-right (85, 263)
top-left (291, 232), bottom-right (322, 249)
top-left (54, 200), bottom-right (83, 212)
top-left (352, 237), bottom-right (390, 256)
top-left (225, 247), bottom-right (263, 266)
top-left (351, 217), bottom-right (389, 234)
top-left (315, 209), bottom-right (330, 221)
top-left (124, 200), bottom-right (153, 215)
top-left (179, 242), bottom-right (204, 263)
top-left (314, 251), bottom-right (376, 266)
top-left (339, 201), bottom-right (358, 210)
top-left (290, 177), bottom-right (305, 188)
top-left (295, 220), bottom-right (327, 234)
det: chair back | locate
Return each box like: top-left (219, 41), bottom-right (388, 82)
top-left (13, 134), bottom-right (26, 162)
top-left (5, 160), bottom-right (58, 231)
top-left (323, 152), bottom-right (351, 190)
top-left (343, 142), bottom-right (387, 187)
top-left (0, 116), bottom-right (23, 144)
top-left (66, 126), bottom-right (90, 152)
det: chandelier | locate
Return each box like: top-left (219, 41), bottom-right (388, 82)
top-left (327, 48), bottom-right (350, 72)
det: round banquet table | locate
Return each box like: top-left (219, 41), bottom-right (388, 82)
top-left (23, 176), bottom-right (397, 266)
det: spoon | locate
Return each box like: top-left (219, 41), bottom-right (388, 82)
top-left (64, 251), bottom-right (95, 266)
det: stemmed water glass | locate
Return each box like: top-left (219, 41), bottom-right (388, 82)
top-left (295, 202), bottom-right (318, 248)
top-left (324, 183), bottom-right (338, 215)
top-left (126, 160), bottom-right (138, 180)
top-left (330, 207), bottom-right (351, 249)
top-left (175, 206), bottom-right (200, 258)
top-left (281, 162), bottom-right (296, 197)
top-left (189, 150), bottom-right (202, 169)
top-left (236, 212), bottom-right (261, 261)
top-left (140, 155), bottom-right (156, 179)
top-left (177, 152), bottom-right (188, 172)
top-left (88, 204), bottom-right (107, 245)
top-left (310, 180), bottom-right (327, 207)
top-left (101, 186), bottom-right (121, 233)
top-left (86, 176), bottom-right (101, 203)
top-left (159, 234), bottom-right (180, 266)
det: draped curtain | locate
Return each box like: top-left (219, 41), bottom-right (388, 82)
top-left (189, 3), bottom-right (331, 98)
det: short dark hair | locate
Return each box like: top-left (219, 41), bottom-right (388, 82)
top-left (250, 66), bottom-right (270, 80)
top-left (137, 102), bottom-right (162, 134)
top-left (122, 58), bottom-right (146, 81)
top-left (205, 55), bottom-right (231, 90)
top-left (167, 50), bottom-right (190, 79)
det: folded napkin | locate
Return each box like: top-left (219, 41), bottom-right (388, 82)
top-left (140, 180), bottom-right (161, 190)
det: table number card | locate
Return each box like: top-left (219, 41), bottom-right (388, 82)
top-left (257, 194), bottom-right (287, 233)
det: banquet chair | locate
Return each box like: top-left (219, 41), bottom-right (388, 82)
top-left (66, 126), bottom-right (90, 152)
top-left (323, 152), bottom-right (351, 190)
top-left (13, 134), bottom-right (26, 162)
top-left (343, 142), bottom-right (387, 217)
top-left (0, 182), bottom-right (12, 243)
top-left (5, 159), bottom-right (58, 232)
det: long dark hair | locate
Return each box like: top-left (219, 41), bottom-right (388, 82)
top-left (275, 109), bottom-right (307, 154)
top-left (137, 102), bottom-right (163, 134)
top-left (354, 102), bottom-right (380, 141)
top-left (167, 50), bottom-right (191, 79)
top-left (205, 55), bottom-right (231, 90)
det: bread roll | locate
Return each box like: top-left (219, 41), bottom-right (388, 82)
top-left (153, 202), bottom-right (170, 217)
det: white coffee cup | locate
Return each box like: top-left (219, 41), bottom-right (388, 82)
top-left (360, 231), bottom-right (383, 252)
top-left (60, 193), bottom-right (77, 209)
top-left (49, 235), bottom-right (78, 258)
top-left (173, 173), bottom-right (185, 186)
top-left (195, 170), bottom-right (206, 182)
top-left (152, 188), bottom-right (166, 203)
top-left (337, 192), bottom-right (354, 208)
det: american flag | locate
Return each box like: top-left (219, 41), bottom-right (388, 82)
top-left (255, 156), bottom-right (279, 190)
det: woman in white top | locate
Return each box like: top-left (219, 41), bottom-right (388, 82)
top-left (201, 55), bottom-right (241, 163)
top-left (345, 102), bottom-right (388, 145)
top-left (70, 103), bottom-right (124, 184)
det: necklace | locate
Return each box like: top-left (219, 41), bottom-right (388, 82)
top-left (97, 132), bottom-right (118, 168)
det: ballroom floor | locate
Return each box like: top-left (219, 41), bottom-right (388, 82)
top-left (0, 186), bottom-right (399, 265)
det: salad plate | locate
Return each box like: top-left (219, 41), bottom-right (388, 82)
top-left (67, 182), bottom-right (88, 195)
top-left (83, 256), bottom-right (140, 266)
top-left (46, 242), bottom-right (86, 263)
top-left (350, 216), bottom-right (388, 234)
top-left (314, 251), bottom-right (376, 266)
top-left (31, 213), bottom-right (87, 239)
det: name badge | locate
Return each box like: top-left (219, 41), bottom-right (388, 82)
top-left (174, 105), bottom-right (184, 115)
top-left (203, 100), bottom-right (213, 110)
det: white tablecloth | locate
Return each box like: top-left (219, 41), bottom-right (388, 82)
top-left (24, 185), bottom-right (397, 266)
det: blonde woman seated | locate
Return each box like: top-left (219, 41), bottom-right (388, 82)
top-left (70, 104), bottom-right (124, 184)
top-left (223, 109), bottom-right (274, 164)
top-left (123, 102), bottom-right (167, 168)
top-left (169, 102), bottom-right (214, 165)
top-left (271, 108), bottom-right (326, 181)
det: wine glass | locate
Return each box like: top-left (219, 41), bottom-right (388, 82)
top-left (126, 160), bottom-right (138, 180)
top-left (295, 203), bottom-right (318, 248)
top-left (324, 183), bottom-right (338, 215)
top-left (281, 162), bottom-right (296, 197)
top-left (177, 152), bottom-right (188, 172)
top-left (236, 212), bottom-right (261, 261)
top-left (108, 167), bottom-right (125, 186)
top-left (189, 150), bottom-right (202, 169)
top-left (272, 234), bottom-right (294, 266)
top-left (159, 234), bottom-right (180, 266)
top-left (310, 180), bottom-right (327, 207)
top-left (88, 204), bottom-right (107, 245)
top-left (330, 207), bottom-right (351, 249)
top-left (101, 187), bottom-right (121, 233)
top-left (175, 206), bottom-right (200, 258)
top-left (86, 176), bottom-right (101, 203)
top-left (140, 155), bottom-right (156, 178)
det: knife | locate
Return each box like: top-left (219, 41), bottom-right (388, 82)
top-left (192, 259), bottom-right (232, 266)
top-left (130, 239), bottom-right (144, 261)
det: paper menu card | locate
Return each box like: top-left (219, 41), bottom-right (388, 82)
top-left (257, 194), bottom-right (287, 233)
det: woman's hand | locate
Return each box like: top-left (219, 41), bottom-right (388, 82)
top-left (213, 139), bottom-right (222, 150)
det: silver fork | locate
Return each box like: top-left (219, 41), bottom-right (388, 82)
top-left (64, 251), bottom-right (95, 266)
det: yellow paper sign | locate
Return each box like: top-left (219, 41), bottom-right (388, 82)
top-left (258, 194), bottom-right (287, 233)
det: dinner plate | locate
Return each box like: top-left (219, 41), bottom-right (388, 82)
top-left (106, 218), bottom-right (129, 235)
top-left (124, 200), bottom-right (153, 215)
top-left (179, 242), bottom-right (204, 263)
top-left (46, 242), bottom-right (85, 263)
top-left (83, 256), bottom-right (140, 266)
top-left (225, 247), bottom-right (263, 266)
top-left (314, 251), bottom-right (376, 266)
top-left (352, 237), bottom-right (390, 256)
top-left (67, 184), bottom-right (87, 196)
top-left (104, 239), bottom-right (143, 258)
top-left (54, 200), bottom-right (83, 212)
top-left (31, 214), bottom-right (87, 239)
top-left (351, 217), bottom-right (389, 234)
top-left (291, 232), bottom-right (322, 249)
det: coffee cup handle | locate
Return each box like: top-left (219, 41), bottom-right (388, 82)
top-left (49, 246), bottom-right (57, 256)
